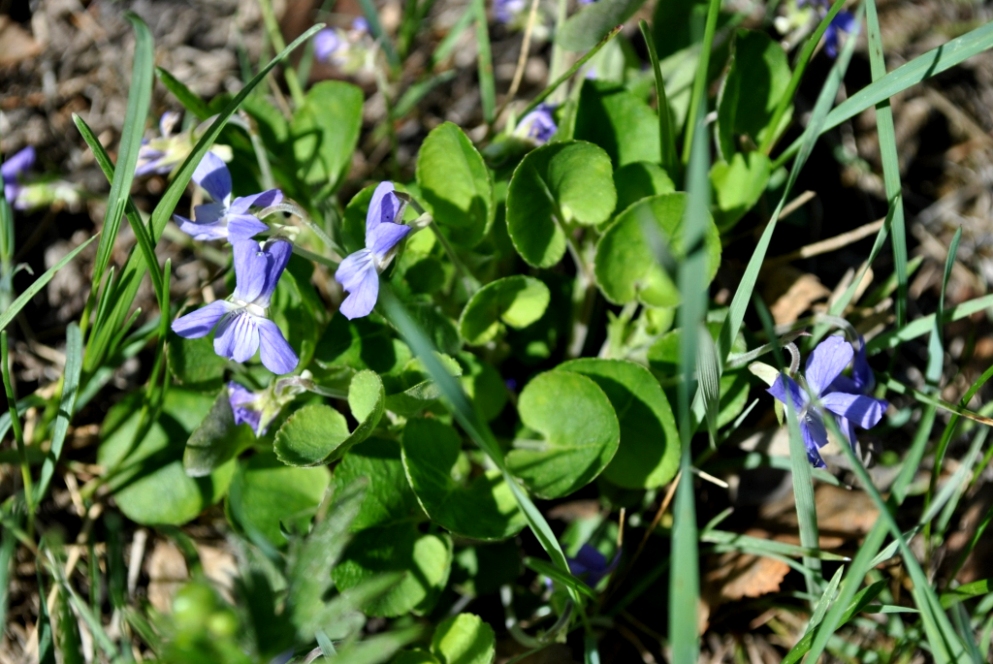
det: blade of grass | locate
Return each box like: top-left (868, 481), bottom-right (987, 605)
top-left (34, 323), bottom-right (82, 504)
top-left (680, 0), bottom-right (720, 165)
top-left (155, 67), bottom-right (211, 120)
top-left (864, 0), bottom-right (908, 328)
top-left (89, 13), bottom-right (153, 294)
top-left (0, 525), bottom-right (15, 637)
top-left (753, 295), bottom-right (821, 596)
top-left (355, 0), bottom-right (400, 69)
top-left (867, 293), bottom-right (993, 355)
top-left (430, 8), bottom-right (475, 68)
top-left (37, 568), bottom-right (55, 664)
top-left (81, 25), bottom-right (323, 373)
top-left (669, 2), bottom-right (719, 657)
top-left (773, 19), bottom-right (993, 170)
top-left (473, 0), bottom-right (496, 125)
top-left (378, 287), bottom-right (578, 602)
top-left (74, 114), bottom-right (165, 309)
top-left (639, 20), bottom-right (678, 178)
top-left (2, 332), bottom-right (34, 529)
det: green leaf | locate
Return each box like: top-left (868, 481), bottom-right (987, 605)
top-left (314, 314), bottom-right (412, 376)
top-left (557, 359), bottom-right (679, 489)
top-left (430, 613), bottom-right (496, 664)
top-left (716, 29), bottom-right (792, 158)
top-left (506, 141), bottom-right (616, 268)
top-left (334, 437), bottom-right (424, 530)
top-left (416, 122), bottom-right (494, 247)
top-left (35, 323), bottom-right (82, 503)
top-left (287, 478), bottom-right (366, 642)
top-left (594, 193), bottom-right (721, 307)
top-left (332, 524), bottom-right (452, 617)
top-left (291, 81), bottom-right (364, 191)
top-left (385, 354), bottom-right (464, 417)
top-left (452, 541), bottom-right (522, 597)
top-left (456, 353), bottom-right (508, 422)
top-left (458, 276), bottom-right (550, 345)
top-left (227, 450), bottom-right (330, 546)
top-left (401, 418), bottom-right (526, 540)
top-left (183, 389), bottom-right (254, 477)
top-left (395, 650), bottom-right (442, 664)
top-left (574, 80), bottom-right (661, 167)
top-left (709, 151), bottom-right (771, 232)
top-left (167, 331), bottom-right (228, 391)
top-left (274, 370), bottom-right (385, 466)
top-left (98, 389), bottom-right (236, 525)
top-left (557, 0), bottom-right (649, 52)
top-left (506, 371), bottom-right (620, 499)
top-left (613, 162), bottom-right (675, 213)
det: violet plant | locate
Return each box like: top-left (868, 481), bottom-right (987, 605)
top-left (5, 1), bottom-right (993, 663)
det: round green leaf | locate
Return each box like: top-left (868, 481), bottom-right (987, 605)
top-left (167, 332), bottom-right (227, 391)
top-left (430, 613), bottom-right (495, 664)
top-left (458, 276), bottom-right (550, 345)
top-left (416, 122), bottom-right (494, 248)
top-left (98, 389), bottom-right (236, 526)
top-left (557, 359), bottom-right (679, 489)
top-left (716, 29), bottom-right (792, 158)
top-left (401, 418), bottom-right (525, 540)
top-left (594, 193), bottom-right (721, 307)
top-left (457, 353), bottom-right (508, 422)
top-left (274, 371), bottom-right (385, 466)
top-left (227, 451), bottom-right (330, 546)
top-left (710, 151), bottom-right (771, 232)
top-left (574, 80), bottom-right (661, 167)
top-left (334, 437), bottom-right (424, 530)
top-left (506, 141), bottom-right (616, 268)
top-left (505, 371), bottom-right (619, 499)
top-left (332, 524), bottom-right (452, 617)
top-left (613, 162), bottom-right (675, 213)
top-left (291, 81), bottom-right (363, 191)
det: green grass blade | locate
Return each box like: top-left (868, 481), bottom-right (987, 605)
top-left (430, 8), bottom-right (475, 68)
top-left (34, 323), bottom-right (82, 504)
top-left (90, 13), bottom-right (153, 290)
top-left (774, 19), bottom-right (993, 170)
top-left (473, 0), bottom-right (496, 125)
top-left (378, 287), bottom-right (577, 601)
top-left (37, 568), bottom-right (55, 664)
top-left (865, 0), bottom-right (908, 328)
top-left (155, 66), bottom-right (211, 120)
top-left (0, 526), bottom-right (15, 637)
top-left (866, 294), bottom-right (993, 355)
top-left (355, 0), bottom-right (399, 69)
top-left (82, 25), bottom-right (323, 373)
top-left (0, 235), bottom-right (98, 336)
top-left (73, 114), bottom-right (165, 309)
top-left (680, 0), bottom-right (720, 165)
top-left (639, 20), bottom-right (679, 191)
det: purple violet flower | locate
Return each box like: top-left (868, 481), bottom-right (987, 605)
top-left (2, 147), bottom-right (36, 208)
top-left (824, 11), bottom-right (857, 58)
top-left (172, 238), bottom-right (299, 374)
top-left (228, 382), bottom-right (264, 434)
top-left (173, 152), bottom-right (282, 242)
top-left (514, 104), bottom-right (557, 144)
top-left (767, 335), bottom-right (887, 468)
top-left (334, 182), bottom-right (411, 319)
top-left (568, 544), bottom-right (620, 588)
top-left (495, 0), bottom-right (527, 24)
top-left (314, 28), bottom-right (344, 62)
top-left (135, 112), bottom-right (182, 176)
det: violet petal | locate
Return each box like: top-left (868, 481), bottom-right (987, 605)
top-left (804, 336), bottom-right (853, 396)
top-left (368, 221), bottom-right (411, 259)
top-left (366, 181), bottom-right (398, 236)
top-left (214, 312), bottom-right (260, 363)
top-left (172, 301), bottom-right (232, 338)
top-left (232, 240), bottom-right (268, 303)
top-left (257, 318), bottom-right (299, 374)
top-left (193, 152), bottom-right (232, 203)
top-left (820, 392), bottom-right (887, 430)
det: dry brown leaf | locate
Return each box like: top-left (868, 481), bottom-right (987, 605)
top-left (705, 549), bottom-right (791, 604)
top-left (760, 484), bottom-right (880, 549)
top-left (762, 265), bottom-right (830, 325)
top-left (146, 540), bottom-right (189, 613)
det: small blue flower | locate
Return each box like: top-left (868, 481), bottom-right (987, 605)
top-left (824, 11), bottom-right (857, 58)
top-left (495, 0), bottom-right (527, 24)
top-left (568, 544), bottom-right (620, 588)
top-left (313, 19), bottom-right (371, 68)
top-left (314, 28), bottom-right (345, 63)
top-left (514, 104), bottom-right (557, 144)
top-left (173, 152), bottom-right (282, 242)
top-left (228, 382), bottom-right (265, 434)
top-left (768, 335), bottom-right (887, 467)
top-left (334, 182), bottom-right (411, 319)
top-left (172, 238), bottom-right (298, 374)
top-left (2, 146), bottom-right (35, 208)
top-left (136, 112), bottom-right (183, 176)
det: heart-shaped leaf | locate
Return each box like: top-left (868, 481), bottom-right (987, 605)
top-left (274, 370), bottom-right (385, 466)
top-left (710, 151), bottom-right (771, 232)
top-left (506, 141), bottom-right (616, 268)
top-left (458, 276), bottom-right (550, 345)
top-left (291, 81), bottom-right (363, 192)
top-left (401, 418), bottom-right (526, 540)
top-left (416, 122), bottom-right (494, 247)
top-left (613, 162), bottom-right (676, 213)
top-left (594, 192), bottom-right (721, 307)
top-left (506, 371), bottom-right (619, 499)
top-left (183, 389), bottom-right (254, 477)
top-left (334, 437), bottom-right (425, 530)
top-left (557, 359), bottom-right (679, 489)
top-left (574, 80), bottom-right (661, 167)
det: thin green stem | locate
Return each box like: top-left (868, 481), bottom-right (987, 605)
top-left (680, 0), bottom-right (721, 165)
top-left (258, 0), bottom-right (306, 108)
